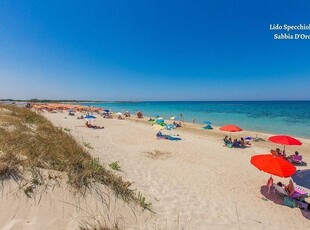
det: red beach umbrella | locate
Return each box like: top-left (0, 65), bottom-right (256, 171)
top-left (251, 154), bottom-right (296, 178)
top-left (268, 135), bottom-right (302, 146)
top-left (268, 135), bottom-right (302, 151)
top-left (220, 124), bottom-right (242, 132)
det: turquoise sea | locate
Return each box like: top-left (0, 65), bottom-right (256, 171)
top-left (81, 101), bottom-right (310, 139)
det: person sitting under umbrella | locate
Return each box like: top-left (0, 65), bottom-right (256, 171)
top-left (240, 137), bottom-right (245, 147)
top-left (223, 136), bottom-right (229, 145)
top-left (276, 148), bottom-right (286, 157)
top-left (277, 180), bottom-right (296, 196)
top-left (232, 139), bottom-right (241, 148)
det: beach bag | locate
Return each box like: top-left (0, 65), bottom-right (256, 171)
top-left (295, 200), bottom-right (310, 211)
top-left (283, 197), bottom-right (297, 208)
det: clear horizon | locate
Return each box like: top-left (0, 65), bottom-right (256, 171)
top-left (2, 99), bottom-right (310, 102)
top-left (1, 1), bottom-right (310, 101)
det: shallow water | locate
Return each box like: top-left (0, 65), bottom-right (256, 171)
top-left (81, 101), bottom-right (310, 139)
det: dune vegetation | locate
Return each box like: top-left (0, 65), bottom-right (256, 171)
top-left (0, 105), bottom-right (135, 202)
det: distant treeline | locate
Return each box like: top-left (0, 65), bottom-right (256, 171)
top-left (0, 99), bottom-right (104, 103)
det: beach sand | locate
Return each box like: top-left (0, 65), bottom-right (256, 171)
top-left (1, 111), bottom-right (310, 229)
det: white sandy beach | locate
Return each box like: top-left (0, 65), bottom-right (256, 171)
top-left (1, 111), bottom-right (310, 229)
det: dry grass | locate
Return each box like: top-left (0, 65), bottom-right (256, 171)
top-left (0, 105), bottom-right (135, 202)
top-left (79, 221), bottom-right (120, 230)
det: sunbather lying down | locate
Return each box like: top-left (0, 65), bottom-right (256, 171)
top-left (156, 132), bottom-right (181, 141)
top-left (85, 122), bottom-right (104, 129)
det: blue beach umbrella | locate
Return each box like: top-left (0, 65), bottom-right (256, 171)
top-left (85, 115), bottom-right (96, 119)
top-left (104, 109), bottom-right (110, 113)
top-left (292, 169), bottom-right (310, 190)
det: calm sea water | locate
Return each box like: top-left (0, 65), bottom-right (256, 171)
top-left (81, 101), bottom-right (310, 139)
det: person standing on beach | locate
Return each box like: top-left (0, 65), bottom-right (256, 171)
top-left (180, 113), bottom-right (183, 121)
top-left (193, 119), bottom-right (196, 123)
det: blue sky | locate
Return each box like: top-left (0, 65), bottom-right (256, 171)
top-left (0, 0), bottom-right (310, 101)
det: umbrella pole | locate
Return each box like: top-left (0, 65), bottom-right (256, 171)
top-left (267, 175), bottom-right (273, 194)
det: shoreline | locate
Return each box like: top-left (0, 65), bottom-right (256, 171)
top-left (16, 101), bottom-right (310, 139)
top-left (34, 102), bottom-right (310, 140)
top-left (126, 115), bottom-right (310, 143)
top-left (78, 101), bottom-right (310, 140)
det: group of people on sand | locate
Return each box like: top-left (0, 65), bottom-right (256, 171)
top-left (223, 136), bottom-right (249, 148)
top-left (271, 148), bottom-right (287, 157)
top-left (270, 148), bottom-right (302, 162)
